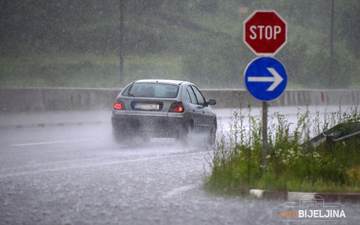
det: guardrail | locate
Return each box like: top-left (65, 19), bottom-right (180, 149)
top-left (1, 87), bottom-right (360, 112)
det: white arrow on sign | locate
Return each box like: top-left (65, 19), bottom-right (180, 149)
top-left (247, 67), bottom-right (283, 91)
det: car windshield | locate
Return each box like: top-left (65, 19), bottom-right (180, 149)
top-left (128, 83), bottom-right (179, 98)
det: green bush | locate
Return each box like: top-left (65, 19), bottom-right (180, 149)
top-left (205, 106), bottom-right (360, 195)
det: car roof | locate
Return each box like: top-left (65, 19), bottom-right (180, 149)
top-left (134, 79), bottom-right (191, 86)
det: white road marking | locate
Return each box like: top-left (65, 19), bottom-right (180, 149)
top-left (10, 139), bottom-right (91, 147)
top-left (0, 151), bottom-right (210, 179)
top-left (163, 183), bottom-right (202, 199)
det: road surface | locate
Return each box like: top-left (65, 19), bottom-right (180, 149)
top-left (1, 106), bottom-right (359, 224)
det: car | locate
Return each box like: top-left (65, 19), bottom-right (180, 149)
top-left (111, 79), bottom-right (217, 145)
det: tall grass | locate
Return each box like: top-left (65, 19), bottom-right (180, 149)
top-left (205, 106), bottom-right (360, 195)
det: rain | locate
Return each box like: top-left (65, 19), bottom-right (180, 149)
top-left (1, 1), bottom-right (360, 224)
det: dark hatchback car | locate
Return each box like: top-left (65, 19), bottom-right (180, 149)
top-left (111, 79), bottom-right (217, 144)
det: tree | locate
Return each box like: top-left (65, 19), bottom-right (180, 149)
top-left (339, 1), bottom-right (360, 59)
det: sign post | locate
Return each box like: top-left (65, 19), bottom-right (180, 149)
top-left (243, 10), bottom-right (287, 166)
top-left (262, 101), bottom-right (268, 167)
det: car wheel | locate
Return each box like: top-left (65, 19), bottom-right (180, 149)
top-left (207, 123), bottom-right (216, 145)
top-left (179, 120), bottom-right (194, 146)
top-left (141, 133), bottom-right (150, 143)
top-left (112, 128), bottom-right (128, 144)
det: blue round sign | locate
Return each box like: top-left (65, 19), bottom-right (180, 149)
top-left (244, 57), bottom-right (287, 101)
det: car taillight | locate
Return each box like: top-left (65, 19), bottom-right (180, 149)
top-left (169, 102), bottom-right (184, 113)
top-left (114, 100), bottom-right (125, 110)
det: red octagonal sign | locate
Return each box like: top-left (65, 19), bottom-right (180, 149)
top-left (243, 10), bottom-right (287, 56)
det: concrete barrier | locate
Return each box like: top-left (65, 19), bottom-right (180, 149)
top-left (202, 89), bottom-right (360, 108)
top-left (0, 87), bottom-right (120, 112)
top-left (1, 87), bottom-right (359, 113)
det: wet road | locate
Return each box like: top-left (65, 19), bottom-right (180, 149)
top-left (1, 107), bottom-right (360, 224)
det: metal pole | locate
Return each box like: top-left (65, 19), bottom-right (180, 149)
top-left (262, 101), bottom-right (268, 167)
top-left (119, 0), bottom-right (125, 86)
top-left (329, 0), bottom-right (335, 88)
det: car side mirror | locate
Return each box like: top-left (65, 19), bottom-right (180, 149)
top-left (207, 99), bottom-right (216, 106)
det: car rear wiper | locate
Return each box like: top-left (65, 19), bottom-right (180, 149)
top-left (128, 92), bottom-right (135, 97)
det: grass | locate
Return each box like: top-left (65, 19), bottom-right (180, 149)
top-left (2, 49), bottom-right (360, 89)
top-left (0, 52), bottom-right (186, 88)
top-left (124, 54), bottom-right (186, 84)
top-left (205, 105), bottom-right (360, 195)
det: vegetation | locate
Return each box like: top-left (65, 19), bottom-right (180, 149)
top-left (205, 106), bottom-right (360, 195)
top-left (0, 53), bottom-right (184, 88)
top-left (1, 0), bottom-right (360, 88)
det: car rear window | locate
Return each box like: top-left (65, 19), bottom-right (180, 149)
top-left (127, 83), bottom-right (179, 98)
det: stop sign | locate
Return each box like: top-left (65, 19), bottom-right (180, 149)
top-left (243, 10), bottom-right (287, 56)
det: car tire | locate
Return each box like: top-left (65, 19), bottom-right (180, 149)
top-left (207, 122), bottom-right (216, 145)
top-left (142, 133), bottom-right (150, 143)
top-left (179, 120), bottom-right (194, 146)
top-left (112, 128), bottom-right (128, 144)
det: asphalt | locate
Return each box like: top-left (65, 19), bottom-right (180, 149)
top-left (0, 105), bottom-right (349, 129)
top-left (0, 110), bottom-right (112, 129)
top-left (0, 108), bottom-right (243, 129)
top-left (1, 107), bottom-right (359, 202)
